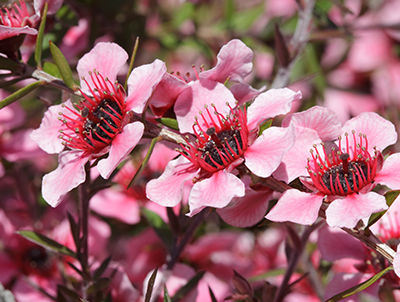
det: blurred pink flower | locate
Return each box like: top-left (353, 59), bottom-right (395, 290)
top-left (147, 86), bottom-right (300, 216)
top-left (268, 110), bottom-right (399, 228)
top-left (31, 42), bottom-right (166, 207)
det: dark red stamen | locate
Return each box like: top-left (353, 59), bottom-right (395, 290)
top-left (178, 103), bottom-right (249, 173)
top-left (307, 132), bottom-right (380, 196)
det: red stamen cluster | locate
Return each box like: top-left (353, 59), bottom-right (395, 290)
top-left (179, 103), bottom-right (249, 173)
top-left (0, 1), bottom-right (31, 27)
top-left (306, 131), bottom-right (380, 196)
top-left (58, 71), bottom-right (127, 153)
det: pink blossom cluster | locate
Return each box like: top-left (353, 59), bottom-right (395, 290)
top-left (2, 0), bottom-right (400, 301)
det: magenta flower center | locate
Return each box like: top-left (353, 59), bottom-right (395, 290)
top-left (58, 71), bottom-right (127, 153)
top-left (306, 131), bottom-right (380, 196)
top-left (179, 103), bottom-right (249, 173)
top-left (0, 1), bottom-right (31, 27)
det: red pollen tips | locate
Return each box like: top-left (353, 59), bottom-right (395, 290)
top-left (306, 131), bottom-right (380, 196)
top-left (58, 71), bottom-right (127, 153)
top-left (0, 1), bottom-right (31, 27)
top-left (178, 103), bottom-right (249, 173)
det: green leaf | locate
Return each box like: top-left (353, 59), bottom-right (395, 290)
top-left (208, 286), bottom-right (218, 302)
top-left (124, 37), bottom-right (139, 91)
top-left (43, 61), bottom-right (62, 79)
top-left (171, 271), bottom-right (205, 302)
top-left (325, 266), bottom-right (393, 302)
top-left (156, 118), bottom-right (180, 131)
top-left (259, 118), bottom-right (273, 135)
top-left (49, 41), bottom-right (77, 90)
top-left (17, 230), bottom-right (76, 258)
top-left (0, 81), bottom-right (45, 110)
top-left (145, 267), bottom-right (158, 302)
top-left (248, 268), bottom-right (286, 282)
top-left (366, 190), bottom-right (400, 229)
top-left (127, 137), bottom-right (162, 189)
top-left (142, 208), bottom-right (173, 251)
top-left (35, 2), bottom-right (48, 68)
top-left (163, 285), bottom-right (172, 302)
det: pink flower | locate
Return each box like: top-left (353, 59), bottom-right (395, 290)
top-left (146, 87), bottom-right (300, 216)
top-left (267, 110), bottom-right (400, 228)
top-left (31, 42), bottom-right (166, 207)
top-left (149, 39), bottom-right (265, 117)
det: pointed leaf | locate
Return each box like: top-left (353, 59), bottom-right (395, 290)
top-left (124, 37), bottom-right (139, 91)
top-left (0, 81), bottom-right (45, 109)
top-left (259, 118), bottom-right (273, 136)
top-left (274, 24), bottom-right (290, 68)
top-left (325, 266), bottom-right (393, 302)
top-left (57, 285), bottom-right (82, 301)
top-left (208, 286), bottom-right (218, 302)
top-left (156, 118), bottom-right (180, 131)
top-left (17, 230), bottom-right (76, 258)
top-left (366, 190), bottom-right (400, 229)
top-left (87, 277), bottom-right (113, 294)
top-left (49, 41), bottom-right (77, 90)
top-left (142, 208), bottom-right (173, 250)
top-left (164, 285), bottom-right (172, 302)
top-left (145, 267), bottom-right (158, 302)
top-left (127, 137), bottom-right (162, 189)
top-left (35, 2), bottom-right (48, 68)
top-left (232, 270), bottom-right (253, 296)
top-left (93, 255), bottom-right (112, 281)
top-left (171, 271), bottom-right (205, 302)
top-left (43, 61), bottom-right (62, 79)
top-left (67, 212), bottom-right (80, 252)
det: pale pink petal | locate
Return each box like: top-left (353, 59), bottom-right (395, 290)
top-left (266, 189), bottom-right (323, 225)
top-left (247, 88), bottom-right (302, 130)
top-left (217, 187), bottom-right (273, 227)
top-left (282, 106), bottom-right (342, 142)
top-left (318, 226), bottom-right (366, 262)
top-left (326, 192), bottom-right (388, 228)
top-left (97, 122), bottom-right (144, 179)
top-left (90, 189), bottom-right (141, 224)
top-left (188, 170), bottom-right (245, 216)
top-left (175, 79), bottom-right (236, 133)
top-left (146, 156), bottom-right (199, 207)
top-left (200, 39), bottom-right (253, 83)
top-left (342, 112), bottom-right (397, 154)
top-left (375, 153), bottom-right (400, 190)
top-left (0, 25), bottom-right (37, 40)
top-left (230, 83), bottom-right (266, 106)
top-left (77, 42), bottom-right (128, 93)
top-left (126, 59), bottom-right (167, 113)
top-left (394, 244), bottom-right (400, 278)
top-left (149, 73), bottom-right (187, 116)
top-left (273, 127), bottom-right (321, 183)
top-left (30, 100), bottom-right (76, 154)
top-left (42, 150), bottom-right (90, 207)
top-left (34, 0), bottom-right (64, 15)
top-left (244, 126), bottom-right (295, 178)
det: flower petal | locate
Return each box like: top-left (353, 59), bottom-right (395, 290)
top-left (217, 187), bottom-right (273, 227)
top-left (247, 88), bottom-right (302, 130)
top-left (149, 73), bottom-right (187, 116)
top-left (30, 99), bottom-right (76, 154)
top-left (0, 25), bottom-right (37, 40)
top-left (90, 189), bottom-right (141, 224)
top-left (146, 156), bottom-right (199, 207)
top-left (282, 106), bottom-right (342, 142)
top-left (77, 42), bottom-right (128, 93)
top-left (188, 170), bottom-right (245, 216)
top-left (230, 83), bottom-right (266, 106)
top-left (326, 192), bottom-right (388, 228)
top-left (374, 153), bottom-right (400, 190)
top-left (175, 79), bottom-right (236, 134)
top-left (200, 39), bottom-right (253, 83)
top-left (42, 150), bottom-right (90, 207)
top-left (341, 112), bottom-right (397, 154)
top-left (34, 0), bottom-right (63, 15)
top-left (266, 189), bottom-right (323, 225)
top-left (97, 122), bottom-right (144, 179)
top-left (126, 59), bottom-right (167, 113)
top-left (244, 126), bottom-right (295, 178)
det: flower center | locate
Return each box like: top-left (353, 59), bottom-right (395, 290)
top-left (306, 131), bottom-right (380, 196)
top-left (58, 71), bottom-right (127, 153)
top-left (0, 1), bottom-right (31, 27)
top-left (179, 103), bottom-right (249, 173)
